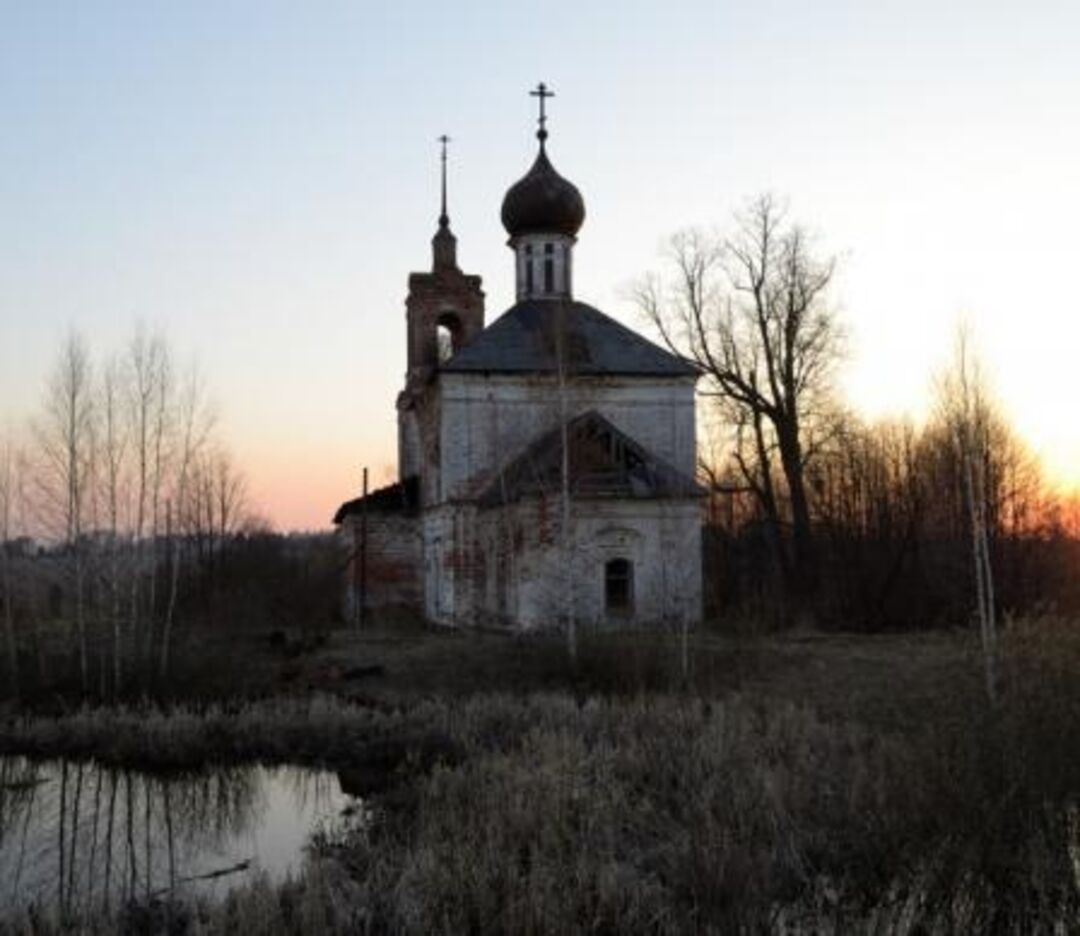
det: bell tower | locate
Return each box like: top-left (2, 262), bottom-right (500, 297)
top-left (397, 136), bottom-right (485, 481)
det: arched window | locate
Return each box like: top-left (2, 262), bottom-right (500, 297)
top-left (543, 243), bottom-right (555, 293)
top-left (605, 558), bottom-right (633, 616)
top-left (525, 244), bottom-right (534, 295)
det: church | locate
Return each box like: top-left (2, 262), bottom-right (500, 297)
top-left (334, 87), bottom-right (704, 630)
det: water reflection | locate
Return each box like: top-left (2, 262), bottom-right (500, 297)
top-left (0, 756), bottom-right (357, 917)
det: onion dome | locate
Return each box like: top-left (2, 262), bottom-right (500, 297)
top-left (501, 146), bottom-right (586, 239)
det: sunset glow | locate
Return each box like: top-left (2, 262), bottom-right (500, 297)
top-left (2, 1), bottom-right (1078, 530)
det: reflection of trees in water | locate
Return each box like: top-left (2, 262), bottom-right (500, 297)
top-left (162, 765), bottom-right (266, 851)
top-left (0, 755), bottom-right (45, 903)
top-left (0, 757), bottom-right (341, 918)
top-left (0, 755), bottom-right (45, 847)
top-left (283, 765), bottom-right (338, 815)
top-left (1069, 802), bottom-right (1080, 893)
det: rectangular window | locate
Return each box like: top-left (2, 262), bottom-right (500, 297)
top-left (605, 559), bottom-right (633, 615)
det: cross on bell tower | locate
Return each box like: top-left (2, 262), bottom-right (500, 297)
top-left (432, 133), bottom-right (457, 270)
top-left (437, 133), bottom-right (450, 228)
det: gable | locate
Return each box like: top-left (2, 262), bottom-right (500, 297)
top-left (477, 410), bottom-right (704, 507)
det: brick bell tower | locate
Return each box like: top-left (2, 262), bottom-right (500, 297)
top-left (397, 136), bottom-right (485, 484)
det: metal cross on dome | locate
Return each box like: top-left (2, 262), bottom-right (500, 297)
top-left (530, 82), bottom-right (555, 142)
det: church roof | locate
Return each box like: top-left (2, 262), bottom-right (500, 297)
top-left (477, 410), bottom-right (704, 508)
top-left (333, 475), bottom-right (419, 524)
top-left (441, 299), bottom-right (698, 378)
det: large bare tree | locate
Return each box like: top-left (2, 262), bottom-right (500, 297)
top-left (635, 195), bottom-right (842, 613)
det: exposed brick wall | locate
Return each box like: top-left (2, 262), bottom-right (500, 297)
top-left (340, 513), bottom-right (422, 617)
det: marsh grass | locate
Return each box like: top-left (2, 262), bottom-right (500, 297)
top-left (3, 619), bottom-right (1080, 932)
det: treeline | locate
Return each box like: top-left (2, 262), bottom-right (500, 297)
top-left (0, 327), bottom-right (337, 703)
top-left (704, 402), bottom-right (1078, 629)
top-left (642, 195), bottom-right (1078, 630)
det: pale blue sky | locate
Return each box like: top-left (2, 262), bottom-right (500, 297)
top-left (2, 1), bottom-right (1078, 529)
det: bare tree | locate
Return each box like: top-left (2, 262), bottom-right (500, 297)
top-left (160, 369), bottom-right (213, 676)
top-left (554, 303), bottom-right (577, 664)
top-left (127, 325), bottom-right (169, 663)
top-left (147, 341), bottom-right (174, 649)
top-left (212, 449), bottom-right (247, 548)
top-left (0, 433), bottom-right (22, 698)
top-left (936, 325), bottom-right (998, 705)
top-left (35, 331), bottom-right (96, 690)
top-left (635, 195), bottom-right (842, 616)
top-left (99, 357), bottom-right (130, 693)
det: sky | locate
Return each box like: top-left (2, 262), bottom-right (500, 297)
top-left (2, 1), bottom-right (1078, 531)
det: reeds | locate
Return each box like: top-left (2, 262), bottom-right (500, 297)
top-left (3, 618), bottom-right (1080, 932)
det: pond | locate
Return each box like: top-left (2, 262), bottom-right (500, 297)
top-left (0, 755), bottom-right (361, 918)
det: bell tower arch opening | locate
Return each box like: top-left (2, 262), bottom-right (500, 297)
top-left (436, 312), bottom-right (464, 363)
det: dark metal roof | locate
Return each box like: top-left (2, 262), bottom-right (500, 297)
top-left (333, 475), bottom-right (419, 524)
top-left (501, 146), bottom-right (585, 238)
top-left (477, 411), bottom-right (705, 508)
top-left (441, 299), bottom-right (698, 378)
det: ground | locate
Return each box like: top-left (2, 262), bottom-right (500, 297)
top-left (3, 620), bottom-right (1079, 932)
top-left (184, 621), bottom-right (985, 731)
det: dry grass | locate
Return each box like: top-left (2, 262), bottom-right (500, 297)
top-left (3, 617), bottom-right (1080, 933)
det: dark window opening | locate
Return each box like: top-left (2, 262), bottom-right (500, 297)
top-left (605, 558), bottom-right (633, 615)
top-left (544, 243), bottom-right (556, 293)
top-left (436, 312), bottom-right (463, 364)
top-left (526, 255), bottom-right (534, 294)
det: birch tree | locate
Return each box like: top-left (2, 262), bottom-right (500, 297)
top-left (126, 326), bottom-right (169, 662)
top-left (936, 326), bottom-right (998, 705)
top-left (99, 357), bottom-right (130, 692)
top-left (554, 302), bottom-right (577, 665)
top-left (36, 331), bottom-right (96, 691)
top-left (0, 433), bottom-right (22, 698)
top-left (160, 368), bottom-right (213, 676)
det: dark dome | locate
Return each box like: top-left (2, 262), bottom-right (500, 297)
top-left (501, 147), bottom-right (585, 239)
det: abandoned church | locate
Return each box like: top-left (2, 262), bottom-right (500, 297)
top-left (334, 87), bottom-right (704, 629)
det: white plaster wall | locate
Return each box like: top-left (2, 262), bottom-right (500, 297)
top-left (438, 373), bottom-right (697, 501)
top-left (420, 507), bottom-right (455, 624)
top-left (475, 497), bottom-right (703, 630)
